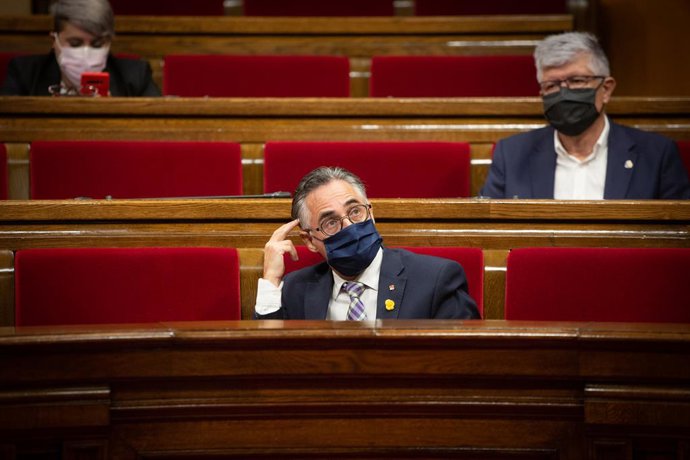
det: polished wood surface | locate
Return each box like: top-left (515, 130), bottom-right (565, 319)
top-left (1, 320), bottom-right (689, 459)
top-left (1, 199), bottom-right (688, 321)
top-left (2, 96), bottom-right (689, 197)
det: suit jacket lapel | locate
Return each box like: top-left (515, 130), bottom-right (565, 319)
top-left (376, 249), bottom-right (407, 319)
top-left (604, 122), bottom-right (636, 199)
top-left (530, 127), bottom-right (557, 198)
top-left (304, 264), bottom-right (333, 320)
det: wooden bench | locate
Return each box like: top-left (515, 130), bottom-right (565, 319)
top-left (1, 199), bottom-right (688, 323)
top-left (1, 320), bottom-right (689, 459)
top-left (0, 15), bottom-right (573, 96)
top-left (2, 96), bottom-right (689, 198)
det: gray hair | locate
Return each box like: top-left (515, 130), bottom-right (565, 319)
top-left (534, 32), bottom-right (610, 81)
top-left (51, 0), bottom-right (115, 38)
top-left (291, 166), bottom-right (368, 227)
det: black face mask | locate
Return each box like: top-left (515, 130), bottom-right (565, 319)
top-left (542, 87), bottom-right (601, 136)
top-left (324, 219), bottom-right (382, 277)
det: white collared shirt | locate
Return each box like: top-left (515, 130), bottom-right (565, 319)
top-left (255, 247), bottom-right (383, 320)
top-left (553, 116), bottom-right (610, 200)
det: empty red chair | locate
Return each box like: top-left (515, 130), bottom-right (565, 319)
top-left (677, 141), bottom-right (690, 178)
top-left (284, 246), bottom-right (483, 315)
top-left (370, 55), bottom-right (538, 97)
top-left (30, 140), bottom-right (242, 199)
top-left (415, 0), bottom-right (567, 15)
top-left (0, 144), bottom-right (7, 200)
top-left (109, 0), bottom-right (225, 15)
top-left (163, 55), bottom-right (350, 97)
top-left (264, 141), bottom-right (471, 197)
top-left (15, 247), bottom-right (241, 326)
top-left (505, 247), bottom-right (690, 323)
top-left (243, 0), bottom-right (394, 16)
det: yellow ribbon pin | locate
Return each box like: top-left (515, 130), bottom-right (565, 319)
top-left (385, 299), bottom-right (395, 311)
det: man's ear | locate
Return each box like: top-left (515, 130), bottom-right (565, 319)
top-left (602, 76), bottom-right (616, 104)
top-left (300, 230), bottom-right (319, 253)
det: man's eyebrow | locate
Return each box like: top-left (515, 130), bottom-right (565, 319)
top-left (316, 198), bottom-right (363, 222)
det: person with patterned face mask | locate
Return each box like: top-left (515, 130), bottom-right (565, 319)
top-left (1, 0), bottom-right (160, 96)
top-left (254, 166), bottom-right (479, 320)
top-left (479, 31), bottom-right (689, 200)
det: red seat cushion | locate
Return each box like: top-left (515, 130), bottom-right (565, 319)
top-left (505, 247), bottom-right (690, 322)
top-left (284, 246), bottom-right (483, 315)
top-left (15, 247), bottom-right (241, 326)
top-left (109, 0), bottom-right (225, 15)
top-left (264, 141), bottom-right (471, 197)
top-left (243, 0), bottom-right (394, 16)
top-left (370, 55), bottom-right (538, 97)
top-left (30, 140), bottom-right (242, 199)
top-left (163, 55), bottom-right (350, 97)
top-left (676, 140), bottom-right (690, 178)
top-left (414, 0), bottom-right (567, 15)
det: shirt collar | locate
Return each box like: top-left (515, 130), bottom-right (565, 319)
top-left (554, 116), bottom-right (610, 164)
top-left (331, 247), bottom-right (383, 294)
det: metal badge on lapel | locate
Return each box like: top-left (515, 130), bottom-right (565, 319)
top-left (388, 284), bottom-right (395, 291)
top-left (624, 160), bottom-right (634, 169)
top-left (385, 299), bottom-right (395, 311)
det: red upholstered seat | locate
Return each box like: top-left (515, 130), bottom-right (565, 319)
top-left (109, 0), bottom-right (225, 15)
top-left (0, 144), bottom-right (7, 200)
top-left (370, 55), bottom-right (538, 97)
top-left (30, 140), bottom-right (242, 199)
top-left (414, 0), bottom-right (567, 15)
top-left (505, 247), bottom-right (690, 322)
top-left (263, 141), bottom-right (471, 197)
top-left (15, 247), bottom-right (241, 326)
top-left (163, 55), bottom-right (350, 97)
top-left (676, 140), bottom-right (690, 178)
top-left (243, 0), bottom-right (394, 16)
top-left (284, 246), bottom-right (483, 315)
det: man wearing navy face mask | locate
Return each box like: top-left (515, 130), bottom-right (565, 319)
top-left (254, 166), bottom-right (479, 320)
top-left (479, 32), bottom-right (690, 199)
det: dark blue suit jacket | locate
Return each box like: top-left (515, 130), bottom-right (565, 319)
top-left (255, 248), bottom-right (480, 320)
top-left (479, 121), bottom-right (690, 199)
top-left (1, 52), bottom-right (161, 97)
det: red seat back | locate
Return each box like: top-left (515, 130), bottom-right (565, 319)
top-left (0, 144), bottom-right (7, 200)
top-left (676, 140), bottom-right (690, 178)
top-left (505, 247), bottom-right (690, 322)
top-left (264, 141), bottom-right (471, 197)
top-left (284, 246), bottom-right (483, 315)
top-left (414, 0), bottom-right (567, 15)
top-left (15, 247), bottom-right (241, 326)
top-left (243, 0), bottom-right (394, 16)
top-left (163, 55), bottom-right (350, 97)
top-left (109, 0), bottom-right (225, 15)
top-left (370, 55), bottom-right (538, 97)
top-left (30, 140), bottom-right (242, 199)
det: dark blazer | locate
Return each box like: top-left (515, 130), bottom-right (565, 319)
top-left (1, 51), bottom-right (161, 97)
top-left (479, 121), bottom-right (690, 199)
top-left (255, 247), bottom-right (480, 320)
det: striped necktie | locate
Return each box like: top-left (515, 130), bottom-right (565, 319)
top-left (342, 281), bottom-right (367, 321)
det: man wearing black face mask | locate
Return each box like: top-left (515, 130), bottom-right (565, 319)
top-left (254, 166), bottom-right (479, 320)
top-left (479, 32), bottom-right (690, 199)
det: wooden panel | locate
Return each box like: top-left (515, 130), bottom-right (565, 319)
top-left (0, 322), bottom-right (689, 459)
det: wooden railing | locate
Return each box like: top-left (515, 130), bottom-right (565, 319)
top-left (0, 14), bottom-right (573, 95)
top-left (1, 199), bottom-right (688, 323)
top-left (2, 96), bottom-right (689, 198)
top-left (1, 320), bottom-right (689, 459)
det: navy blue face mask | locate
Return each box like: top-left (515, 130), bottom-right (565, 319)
top-left (324, 219), bottom-right (382, 277)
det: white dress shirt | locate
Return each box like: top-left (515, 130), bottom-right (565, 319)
top-left (255, 248), bottom-right (383, 320)
top-left (553, 116), bottom-right (610, 200)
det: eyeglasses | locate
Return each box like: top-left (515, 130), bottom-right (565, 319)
top-left (539, 75), bottom-right (606, 95)
top-left (310, 203), bottom-right (372, 237)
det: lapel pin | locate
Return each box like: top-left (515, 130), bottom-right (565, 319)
top-left (385, 299), bottom-right (395, 311)
top-left (624, 160), bottom-right (634, 169)
top-left (388, 284), bottom-right (395, 291)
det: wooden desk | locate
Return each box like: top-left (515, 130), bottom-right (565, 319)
top-left (0, 15), bottom-right (573, 95)
top-left (2, 96), bottom-right (689, 198)
top-left (0, 320), bottom-right (688, 459)
top-left (1, 199), bottom-right (688, 322)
